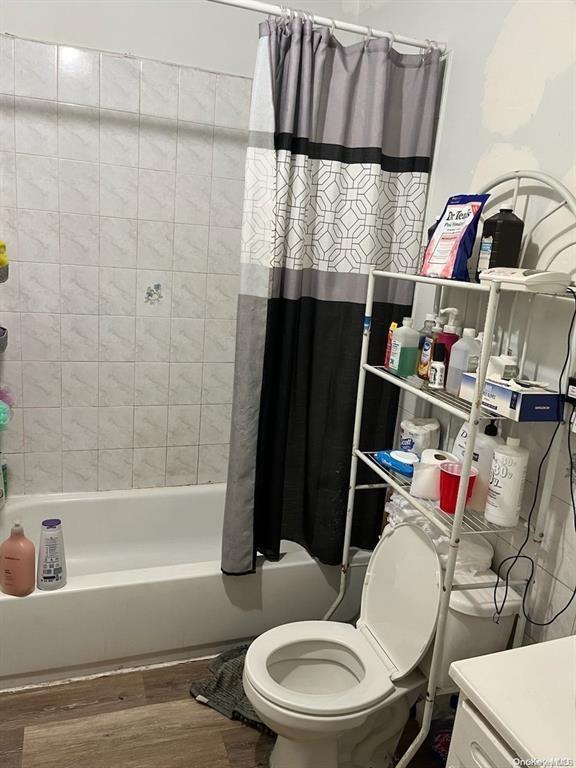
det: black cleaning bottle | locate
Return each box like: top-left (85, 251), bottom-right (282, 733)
top-left (476, 208), bottom-right (524, 281)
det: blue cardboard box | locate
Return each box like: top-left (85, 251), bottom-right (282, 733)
top-left (459, 373), bottom-right (563, 422)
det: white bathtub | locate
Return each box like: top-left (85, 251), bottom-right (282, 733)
top-left (0, 484), bottom-right (369, 689)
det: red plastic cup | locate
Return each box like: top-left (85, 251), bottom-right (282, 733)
top-left (439, 462), bottom-right (479, 515)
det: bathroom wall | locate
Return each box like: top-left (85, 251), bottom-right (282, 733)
top-left (0, 33), bottom-right (250, 493)
top-left (355, 0), bottom-right (576, 643)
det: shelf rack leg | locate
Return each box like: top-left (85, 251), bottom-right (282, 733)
top-left (395, 281), bottom-right (501, 768)
top-left (324, 269), bottom-right (376, 621)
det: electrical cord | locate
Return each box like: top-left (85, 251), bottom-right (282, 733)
top-left (492, 286), bottom-right (576, 627)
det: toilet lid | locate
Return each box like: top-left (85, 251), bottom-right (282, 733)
top-left (358, 524), bottom-right (441, 681)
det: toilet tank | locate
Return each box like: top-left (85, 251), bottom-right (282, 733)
top-left (420, 570), bottom-right (521, 690)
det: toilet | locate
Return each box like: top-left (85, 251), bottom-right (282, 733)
top-left (243, 523), bottom-right (520, 768)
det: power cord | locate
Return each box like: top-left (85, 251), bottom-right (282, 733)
top-left (493, 287), bottom-right (576, 627)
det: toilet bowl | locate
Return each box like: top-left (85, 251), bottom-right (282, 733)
top-left (243, 524), bottom-right (443, 768)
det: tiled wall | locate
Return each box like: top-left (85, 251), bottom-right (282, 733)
top-left (0, 34), bottom-right (250, 494)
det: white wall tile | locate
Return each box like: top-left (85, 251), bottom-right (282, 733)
top-left (99, 217), bottom-right (137, 267)
top-left (60, 264), bottom-right (99, 314)
top-left (22, 361), bottom-right (61, 407)
top-left (135, 316), bottom-right (170, 362)
top-left (177, 121), bottom-right (213, 175)
top-left (178, 68), bottom-right (216, 124)
top-left (60, 213), bottom-right (99, 265)
top-left (141, 60), bottom-right (178, 119)
top-left (138, 169), bottom-right (175, 221)
top-left (139, 116), bottom-right (177, 171)
top-left (5, 453), bottom-right (25, 495)
top-left (137, 220), bottom-right (174, 270)
top-left (0, 94), bottom-right (15, 152)
top-left (98, 405), bottom-right (134, 449)
top-left (205, 274), bottom-right (239, 319)
top-left (100, 164), bottom-right (138, 218)
top-left (208, 227), bottom-right (240, 274)
top-left (0, 206), bottom-right (17, 259)
top-left (59, 159), bottom-right (99, 215)
top-left (25, 451), bottom-right (62, 493)
top-left (136, 269), bottom-right (172, 317)
top-left (0, 258), bottom-right (19, 312)
top-left (100, 55), bottom-right (140, 113)
top-left (0, 152), bottom-right (17, 207)
top-left (135, 362), bottom-right (169, 405)
top-left (202, 362), bottom-right (233, 405)
top-left (175, 173), bottom-right (211, 225)
top-left (24, 407), bottom-right (62, 451)
top-left (58, 104), bottom-right (99, 162)
top-left (3, 408), bottom-right (23, 452)
top-left (15, 97), bottom-right (58, 155)
top-left (166, 445), bottom-right (198, 486)
top-left (172, 271), bottom-right (206, 318)
top-left (0, 36), bottom-right (15, 95)
top-left (133, 446), bottom-right (166, 488)
top-left (170, 318), bottom-right (204, 362)
top-left (62, 406), bottom-right (98, 450)
top-left (212, 127), bottom-right (247, 180)
top-left (167, 404), bottom-right (200, 446)
top-left (203, 319), bottom-right (236, 363)
top-left (210, 177), bottom-right (243, 228)
top-left (198, 443), bottom-right (229, 484)
top-left (99, 267), bottom-right (136, 315)
top-left (21, 312), bottom-right (60, 360)
top-left (100, 109), bottom-right (139, 167)
top-left (200, 403), bottom-right (231, 444)
top-left (134, 404), bottom-right (168, 447)
top-left (61, 314), bottom-right (99, 361)
top-left (62, 362), bottom-right (98, 406)
top-left (14, 39), bottom-right (57, 100)
top-left (16, 154), bottom-right (59, 211)
top-left (99, 362), bottom-right (134, 406)
top-left (0, 311), bottom-right (21, 361)
top-left (99, 316), bottom-right (135, 361)
top-left (18, 209), bottom-right (60, 263)
top-left (168, 362), bottom-right (202, 405)
top-left (215, 75), bottom-right (251, 129)
top-left (98, 448), bottom-right (133, 490)
top-left (19, 262), bottom-right (60, 313)
top-left (62, 449), bottom-right (98, 491)
top-left (173, 224), bottom-right (208, 273)
top-left (2, 360), bottom-right (23, 405)
top-left (58, 46), bottom-right (99, 107)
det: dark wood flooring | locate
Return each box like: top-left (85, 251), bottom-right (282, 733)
top-left (0, 660), bottom-right (443, 767)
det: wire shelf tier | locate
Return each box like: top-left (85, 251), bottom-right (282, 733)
top-left (355, 450), bottom-right (519, 536)
top-left (363, 365), bottom-right (502, 421)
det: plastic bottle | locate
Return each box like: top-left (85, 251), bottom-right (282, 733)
top-left (445, 328), bottom-right (481, 396)
top-left (0, 453), bottom-right (7, 501)
top-left (388, 318), bottom-right (420, 377)
top-left (451, 420), bottom-right (504, 512)
top-left (428, 342), bottom-right (446, 389)
top-left (384, 321), bottom-right (398, 368)
top-left (37, 519), bottom-right (67, 591)
top-left (0, 520), bottom-right (35, 597)
top-left (484, 436), bottom-right (529, 526)
top-left (417, 316), bottom-right (443, 380)
top-left (437, 307), bottom-right (461, 367)
top-left (476, 208), bottom-right (524, 281)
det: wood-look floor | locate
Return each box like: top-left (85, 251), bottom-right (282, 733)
top-left (0, 660), bottom-right (442, 767)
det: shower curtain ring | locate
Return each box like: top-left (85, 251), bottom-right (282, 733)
top-left (387, 31), bottom-right (396, 48)
top-left (329, 18), bottom-right (336, 35)
top-left (364, 26), bottom-right (372, 43)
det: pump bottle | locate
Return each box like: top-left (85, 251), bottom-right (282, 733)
top-left (437, 307), bottom-right (461, 367)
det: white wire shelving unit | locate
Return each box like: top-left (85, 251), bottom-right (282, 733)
top-left (324, 170), bottom-right (576, 767)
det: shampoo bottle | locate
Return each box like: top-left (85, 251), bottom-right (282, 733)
top-left (388, 318), bottom-right (420, 377)
top-left (0, 520), bottom-right (35, 597)
top-left (484, 436), bottom-right (529, 527)
top-left (438, 307), bottom-right (461, 367)
top-left (445, 328), bottom-right (481, 396)
top-left (37, 519), bottom-right (67, 590)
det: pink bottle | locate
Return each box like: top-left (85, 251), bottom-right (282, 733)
top-left (0, 520), bottom-right (35, 597)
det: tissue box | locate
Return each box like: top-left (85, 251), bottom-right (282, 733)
top-left (459, 373), bottom-right (563, 422)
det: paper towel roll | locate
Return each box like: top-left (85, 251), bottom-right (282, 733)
top-left (410, 449), bottom-right (459, 500)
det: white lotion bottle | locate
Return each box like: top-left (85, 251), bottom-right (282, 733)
top-left (37, 518), bottom-right (67, 590)
top-left (452, 420), bottom-right (504, 512)
top-left (484, 437), bottom-right (529, 526)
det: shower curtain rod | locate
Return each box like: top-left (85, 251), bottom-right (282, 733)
top-left (206, 0), bottom-right (447, 52)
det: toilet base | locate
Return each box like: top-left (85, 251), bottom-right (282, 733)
top-left (271, 735), bottom-right (338, 768)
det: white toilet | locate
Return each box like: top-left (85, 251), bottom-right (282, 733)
top-left (243, 523), bottom-right (519, 768)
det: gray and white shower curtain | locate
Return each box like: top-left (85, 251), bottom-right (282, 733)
top-left (222, 19), bottom-right (442, 574)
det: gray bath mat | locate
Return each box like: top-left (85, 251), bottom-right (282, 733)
top-left (190, 643), bottom-right (275, 735)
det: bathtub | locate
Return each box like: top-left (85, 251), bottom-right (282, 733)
top-left (0, 484), bottom-right (369, 690)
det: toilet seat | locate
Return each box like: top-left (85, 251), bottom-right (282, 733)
top-left (244, 621), bottom-right (396, 716)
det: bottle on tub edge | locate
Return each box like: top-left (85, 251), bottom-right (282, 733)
top-left (37, 519), bottom-right (67, 591)
top-left (0, 520), bottom-right (36, 597)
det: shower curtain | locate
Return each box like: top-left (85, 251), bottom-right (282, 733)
top-left (222, 19), bottom-right (443, 574)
